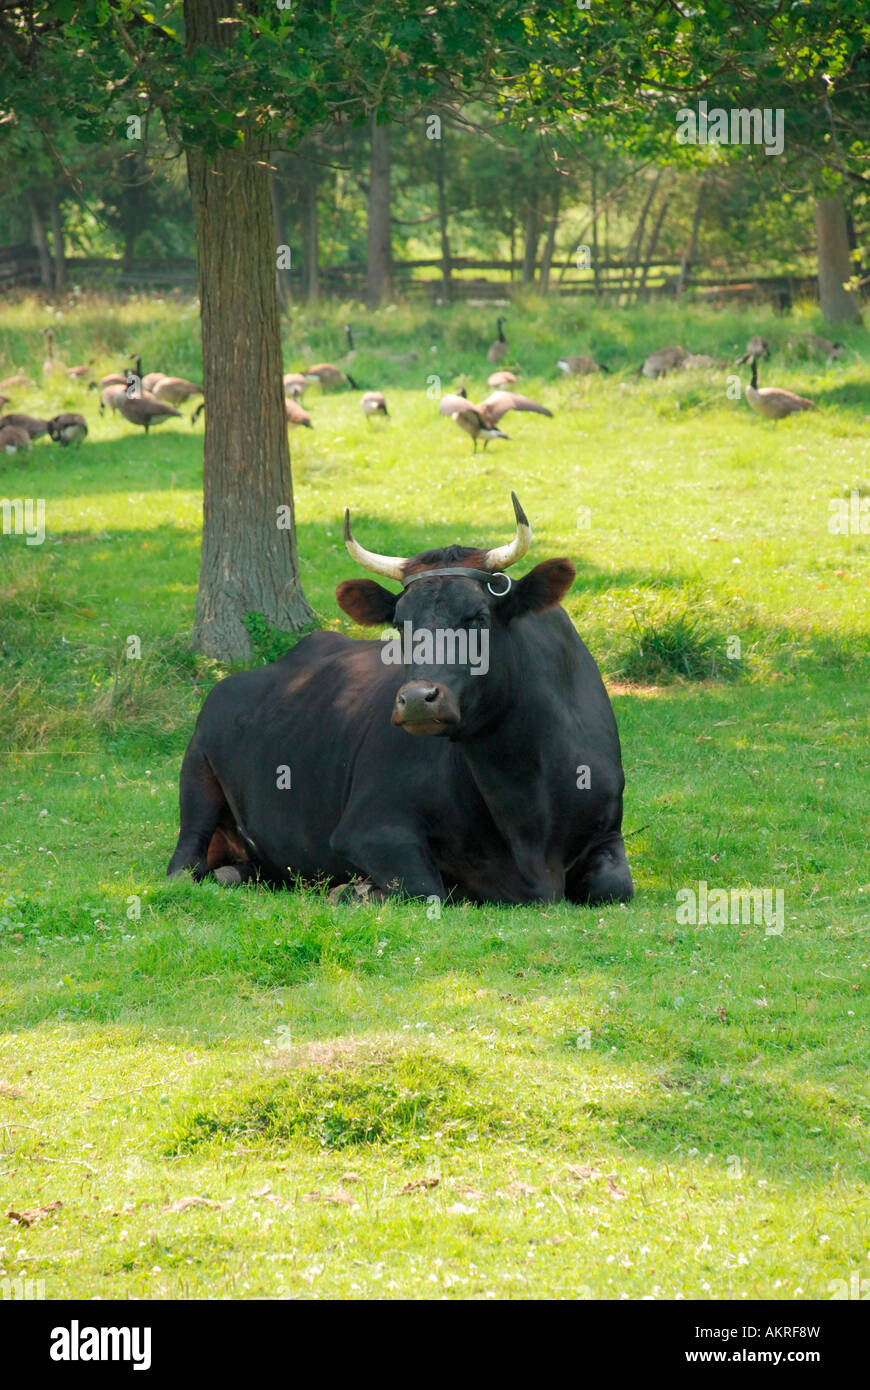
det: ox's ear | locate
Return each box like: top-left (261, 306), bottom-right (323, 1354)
top-left (500, 559), bottom-right (575, 620)
top-left (336, 578), bottom-right (398, 626)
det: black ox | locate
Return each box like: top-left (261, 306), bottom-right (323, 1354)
top-left (168, 495), bottom-right (633, 906)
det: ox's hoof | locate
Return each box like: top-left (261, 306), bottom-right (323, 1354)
top-left (328, 878), bottom-right (383, 906)
top-left (214, 865), bottom-right (244, 886)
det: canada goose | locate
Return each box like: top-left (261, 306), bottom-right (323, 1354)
top-left (47, 412), bottom-right (88, 446)
top-left (0, 413), bottom-right (48, 439)
top-left (42, 328), bottom-right (67, 377)
top-left (0, 374), bottom-right (34, 392)
top-left (342, 325), bottom-right (357, 363)
top-left (152, 376), bottom-right (203, 407)
top-left (90, 372), bottom-right (128, 393)
top-left (438, 389), bottom-right (552, 452)
top-left (745, 357), bottom-right (816, 420)
top-left (285, 398), bottom-right (313, 429)
top-left (361, 390), bottom-right (389, 421)
top-left (736, 336), bottom-right (770, 364)
top-left (488, 370), bottom-right (518, 388)
top-left (0, 424), bottom-right (32, 454)
top-left (303, 364), bottom-right (358, 390)
top-left (66, 360), bottom-right (93, 379)
top-left (125, 355), bottom-right (166, 393)
top-left (107, 381), bottom-right (182, 432)
top-left (556, 355), bottom-right (609, 376)
top-left (639, 346), bottom-right (688, 378)
top-left (283, 372), bottom-right (308, 399)
top-left (803, 333), bottom-right (845, 362)
top-left (100, 384), bottom-right (126, 416)
top-left (0, 396), bottom-right (7, 410)
top-left (487, 317), bottom-right (508, 364)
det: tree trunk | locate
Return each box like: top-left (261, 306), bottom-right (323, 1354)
top-left (677, 174), bottom-right (706, 296)
top-left (815, 195), bottom-right (862, 323)
top-left (26, 191), bottom-right (52, 292)
top-left (538, 182), bottom-right (561, 293)
top-left (635, 187), bottom-right (670, 302)
top-left (591, 166), bottom-right (601, 302)
top-left (49, 197), bottom-right (66, 292)
top-left (434, 129), bottom-right (452, 302)
top-left (366, 114), bottom-right (392, 307)
top-left (521, 198), bottom-right (539, 285)
top-left (624, 169), bottom-right (661, 300)
top-left (119, 150), bottom-right (145, 273)
top-left (183, 0), bottom-right (313, 660)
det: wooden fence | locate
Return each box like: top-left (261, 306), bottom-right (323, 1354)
top-left (0, 243), bottom-right (819, 308)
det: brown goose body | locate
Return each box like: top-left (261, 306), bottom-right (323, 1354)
top-left (0, 412), bottom-right (48, 439)
top-left (488, 370), bottom-right (518, 388)
top-left (152, 376), bottom-right (203, 406)
top-left (47, 413), bottom-right (88, 445)
top-left (439, 389), bottom-right (552, 451)
top-left (285, 398), bottom-right (313, 428)
top-left (0, 424), bottom-right (32, 454)
top-left (487, 316), bottom-right (508, 364)
top-left (92, 372), bottom-right (128, 393)
top-left (304, 364), bottom-right (357, 390)
top-left (745, 358), bottom-right (816, 420)
top-left (0, 374), bottom-right (34, 392)
top-left (283, 372), bottom-right (308, 399)
top-left (361, 390), bottom-right (389, 419)
top-left (640, 346), bottom-right (687, 378)
top-left (557, 355), bottom-right (607, 376)
top-left (106, 383), bottom-right (182, 431)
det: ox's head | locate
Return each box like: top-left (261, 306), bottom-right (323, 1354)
top-left (335, 493), bottom-right (575, 737)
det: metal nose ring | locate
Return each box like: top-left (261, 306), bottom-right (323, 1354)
top-left (486, 572), bottom-right (512, 597)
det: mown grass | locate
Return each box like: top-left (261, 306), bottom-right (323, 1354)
top-left (0, 292), bottom-right (868, 1300)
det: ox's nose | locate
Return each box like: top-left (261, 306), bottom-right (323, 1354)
top-left (392, 682), bottom-right (459, 734)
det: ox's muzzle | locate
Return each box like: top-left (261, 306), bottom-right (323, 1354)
top-left (391, 681), bottom-right (461, 735)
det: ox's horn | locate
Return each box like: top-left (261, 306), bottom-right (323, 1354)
top-left (481, 491), bottom-right (532, 571)
top-left (344, 508), bottom-right (407, 581)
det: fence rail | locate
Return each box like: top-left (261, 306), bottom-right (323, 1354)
top-left (0, 244), bottom-right (820, 307)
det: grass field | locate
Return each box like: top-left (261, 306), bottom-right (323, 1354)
top-left (0, 293), bottom-right (868, 1300)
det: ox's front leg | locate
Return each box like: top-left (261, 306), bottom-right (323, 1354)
top-left (330, 819), bottom-right (445, 901)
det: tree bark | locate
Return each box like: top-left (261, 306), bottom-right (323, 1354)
top-left (366, 113), bottom-right (392, 307)
top-left (815, 195), bottom-right (862, 323)
top-left (119, 150), bottom-right (145, 273)
top-left (434, 127), bottom-right (452, 302)
top-left (538, 182), bottom-right (561, 293)
top-left (635, 186), bottom-right (670, 301)
top-left (624, 169), bottom-right (661, 300)
top-left (26, 190), bottom-right (52, 292)
top-left (521, 198), bottom-right (539, 285)
top-left (676, 174), bottom-right (705, 296)
top-left (49, 196), bottom-right (66, 292)
top-left (183, 0), bottom-right (313, 659)
top-left (591, 165), bottom-right (601, 302)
